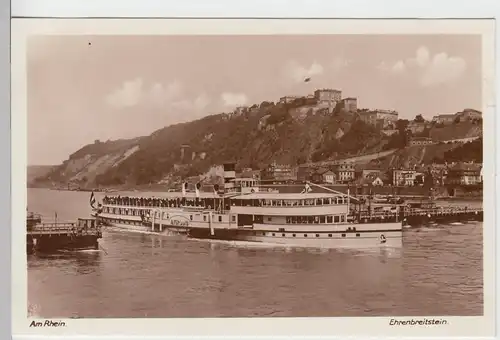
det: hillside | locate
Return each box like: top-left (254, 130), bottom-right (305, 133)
top-left (32, 99), bottom-right (482, 189)
top-left (31, 138), bottom-right (142, 188)
top-left (429, 121), bottom-right (482, 141)
top-left (366, 138), bottom-right (483, 169)
top-left (27, 165), bottom-right (56, 186)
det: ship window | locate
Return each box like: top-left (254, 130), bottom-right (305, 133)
top-left (286, 217), bottom-right (291, 224)
top-left (292, 234), bottom-right (296, 237)
top-left (327, 216), bottom-right (333, 223)
top-left (218, 216), bottom-right (222, 222)
top-left (232, 216), bottom-right (236, 222)
top-left (307, 216), bottom-right (314, 224)
top-left (334, 215), bottom-right (340, 223)
top-left (341, 233), bottom-right (346, 237)
top-left (291, 216), bottom-right (297, 224)
top-left (282, 233), bottom-right (285, 237)
top-left (314, 216), bottom-right (320, 224)
top-left (328, 234), bottom-right (333, 237)
top-left (268, 217), bottom-right (272, 222)
top-left (262, 232), bottom-right (266, 236)
top-left (341, 215), bottom-right (346, 222)
top-left (304, 234), bottom-right (308, 237)
top-left (203, 216), bottom-right (206, 222)
top-left (278, 228), bottom-right (285, 232)
top-left (272, 233), bottom-right (275, 236)
top-left (190, 215), bottom-right (193, 221)
top-left (320, 216), bottom-right (326, 223)
top-left (353, 227), bottom-right (356, 231)
top-left (356, 233), bottom-right (360, 237)
top-left (315, 234), bottom-right (320, 237)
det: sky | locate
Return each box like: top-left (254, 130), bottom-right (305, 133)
top-left (27, 34), bottom-right (482, 165)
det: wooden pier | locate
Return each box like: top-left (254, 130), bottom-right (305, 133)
top-left (353, 206), bottom-right (483, 227)
top-left (27, 217), bottom-right (103, 254)
top-left (404, 206), bottom-right (483, 226)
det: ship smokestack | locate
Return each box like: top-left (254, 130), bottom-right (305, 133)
top-left (223, 162), bottom-right (236, 193)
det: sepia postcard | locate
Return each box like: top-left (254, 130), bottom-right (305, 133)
top-left (11, 18), bottom-right (496, 338)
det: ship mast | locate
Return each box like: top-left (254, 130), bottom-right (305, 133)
top-left (306, 181), bottom-right (358, 200)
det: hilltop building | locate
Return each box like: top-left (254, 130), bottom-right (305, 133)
top-left (279, 96), bottom-right (300, 104)
top-left (314, 89), bottom-right (342, 105)
top-left (342, 97), bottom-right (358, 112)
top-left (358, 109), bottom-right (398, 129)
top-left (432, 114), bottom-right (455, 125)
top-left (455, 109), bottom-right (482, 122)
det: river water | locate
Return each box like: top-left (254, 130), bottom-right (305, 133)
top-left (27, 188), bottom-right (483, 318)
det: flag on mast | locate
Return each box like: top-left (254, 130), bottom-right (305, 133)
top-left (301, 183), bottom-right (312, 194)
top-left (304, 77), bottom-right (311, 82)
top-left (90, 191), bottom-right (96, 209)
top-left (195, 182), bottom-right (201, 198)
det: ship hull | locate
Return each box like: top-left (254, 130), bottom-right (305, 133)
top-left (27, 234), bottom-right (100, 254)
top-left (99, 210), bottom-right (402, 248)
top-left (187, 223), bottom-right (403, 249)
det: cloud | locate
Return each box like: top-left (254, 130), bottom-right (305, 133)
top-left (172, 93), bottom-right (211, 112)
top-left (331, 57), bottom-right (351, 72)
top-left (379, 46), bottom-right (467, 87)
top-left (106, 78), bottom-right (183, 109)
top-left (376, 61), bottom-right (390, 72)
top-left (221, 92), bottom-right (248, 107)
top-left (419, 52), bottom-right (467, 87)
top-left (284, 60), bottom-right (324, 83)
top-left (106, 78), bottom-right (145, 108)
top-left (148, 81), bottom-right (183, 106)
top-left (391, 60), bottom-right (406, 74)
top-left (414, 46), bottom-right (430, 67)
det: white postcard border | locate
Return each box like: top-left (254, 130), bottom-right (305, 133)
top-left (11, 18), bottom-right (496, 338)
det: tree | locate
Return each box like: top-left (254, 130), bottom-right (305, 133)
top-left (424, 171), bottom-right (434, 188)
top-left (395, 119), bottom-right (409, 132)
top-left (260, 101), bottom-right (274, 109)
top-left (414, 114), bottom-right (425, 123)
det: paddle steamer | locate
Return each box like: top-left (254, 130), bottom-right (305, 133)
top-left (95, 163), bottom-right (404, 248)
